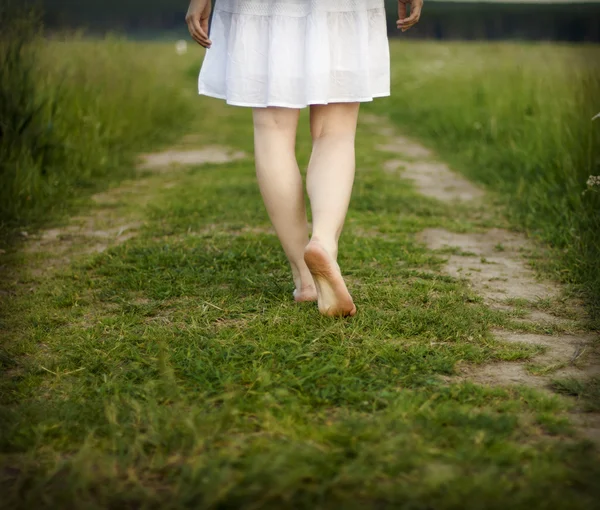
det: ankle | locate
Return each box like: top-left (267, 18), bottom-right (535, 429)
top-left (308, 236), bottom-right (338, 261)
top-left (291, 261), bottom-right (315, 290)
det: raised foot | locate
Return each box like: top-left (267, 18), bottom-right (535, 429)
top-left (303, 241), bottom-right (356, 317)
top-left (293, 286), bottom-right (318, 303)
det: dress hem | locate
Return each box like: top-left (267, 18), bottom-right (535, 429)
top-left (198, 88), bottom-right (391, 108)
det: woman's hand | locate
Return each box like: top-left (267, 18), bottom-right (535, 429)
top-left (397, 0), bottom-right (424, 32)
top-left (186, 0), bottom-right (212, 48)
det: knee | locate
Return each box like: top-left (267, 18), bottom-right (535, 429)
top-left (253, 107), bottom-right (298, 133)
top-left (311, 124), bottom-right (356, 144)
top-left (310, 104), bottom-right (360, 142)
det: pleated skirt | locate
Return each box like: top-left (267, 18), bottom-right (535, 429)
top-left (198, 0), bottom-right (391, 108)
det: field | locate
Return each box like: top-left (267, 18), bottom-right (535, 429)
top-left (1, 35), bottom-right (600, 509)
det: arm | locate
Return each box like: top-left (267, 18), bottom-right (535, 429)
top-left (397, 0), bottom-right (424, 32)
top-left (186, 0), bottom-right (212, 48)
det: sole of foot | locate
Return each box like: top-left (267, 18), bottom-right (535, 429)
top-left (304, 241), bottom-right (356, 317)
top-left (293, 287), bottom-right (318, 303)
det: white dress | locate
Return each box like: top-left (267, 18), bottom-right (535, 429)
top-left (198, 0), bottom-right (391, 108)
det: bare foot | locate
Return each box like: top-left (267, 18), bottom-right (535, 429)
top-left (303, 241), bottom-right (356, 317)
top-left (293, 286), bottom-right (318, 303)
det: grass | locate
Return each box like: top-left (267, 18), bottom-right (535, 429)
top-left (1, 37), bottom-right (600, 508)
top-left (370, 42), bottom-right (600, 324)
top-left (552, 377), bottom-right (600, 413)
top-left (0, 6), bottom-right (192, 240)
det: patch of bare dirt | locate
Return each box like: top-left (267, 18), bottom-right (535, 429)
top-left (351, 226), bottom-right (395, 241)
top-left (21, 214), bottom-right (143, 278)
top-left (492, 330), bottom-right (600, 379)
top-left (26, 221), bottom-right (142, 252)
top-left (417, 228), bottom-right (558, 303)
top-left (90, 178), bottom-right (156, 206)
top-left (385, 160), bottom-right (484, 203)
top-left (367, 113), bottom-right (483, 203)
top-left (137, 146), bottom-right (246, 171)
top-left (521, 310), bottom-right (578, 329)
top-left (491, 304), bottom-right (571, 328)
top-left (363, 113), bottom-right (433, 159)
top-left (456, 362), bottom-right (548, 389)
top-left (376, 138), bottom-right (433, 159)
top-left (454, 328), bottom-right (600, 443)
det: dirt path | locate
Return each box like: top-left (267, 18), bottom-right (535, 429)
top-left (365, 113), bottom-right (600, 442)
top-left (13, 146), bottom-right (247, 280)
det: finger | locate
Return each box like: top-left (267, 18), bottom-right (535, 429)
top-left (396, 19), bottom-right (417, 31)
top-left (186, 19), bottom-right (202, 43)
top-left (189, 30), bottom-right (210, 48)
top-left (397, 17), bottom-right (418, 29)
top-left (190, 18), bottom-right (211, 48)
top-left (196, 19), bottom-right (212, 46)
top-left (196, 33), bottom-right (211, 48)
top-left (398, 2), bottom-right (407, 21)
top-left (398, 10), bottom-right (420, 26)
top-left (194, 27), bottom-right (211, 47)
top-left (188, 26), bottom-right (206, 47)
top-left (200, 18), bottom-right (212, 46)
top-left (397, 21), bottom-right (418, 31)
top-left (399, 23), bottom-right (417, 33)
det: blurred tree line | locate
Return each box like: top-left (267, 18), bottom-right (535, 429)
top-left (32, 0), bottom-right (600, 42)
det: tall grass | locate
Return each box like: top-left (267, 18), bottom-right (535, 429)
top-left (375, 42), bottom-right (600, 322)
top-left (0, 6), bottom-right (192, 239)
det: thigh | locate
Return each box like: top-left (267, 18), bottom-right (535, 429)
top-left (309, 102), bottom-right (361, 140)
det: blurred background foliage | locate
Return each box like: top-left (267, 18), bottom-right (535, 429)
top-left (30, 0), bottom-right (600, 42)
top-left (0, 2), bottom-right (192, 234)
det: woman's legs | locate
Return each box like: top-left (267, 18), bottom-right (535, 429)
top-left (252, 107), bottom-right (316, 302)
top-left (305, 102), bottom-right (360, 316)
